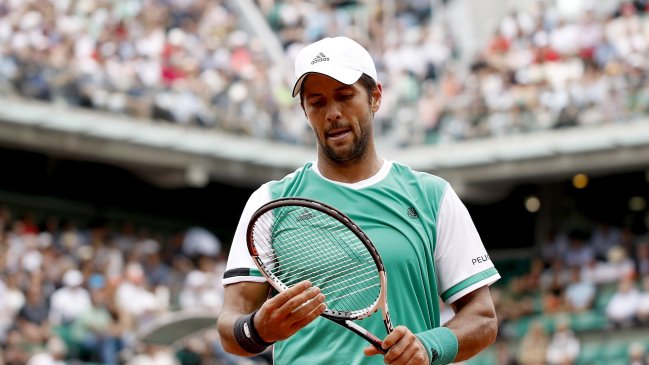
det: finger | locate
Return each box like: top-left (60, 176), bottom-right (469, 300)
top-left (382, 326), bottom-right (408, 348)
top-left (384, 335), bottom-right (424, 365)
top-left (363, 345), bottom-right (383, 357)
top-left (383, 327), bottom-right (415, 364)
top-left (290, 291), bottom-right (325, 317)
top-left (279, 286), bottom-right (323, 316)
top-left (292, 301), bottom-right (327, 329)
top-left (267, 281), bottom-right (313, 309)
top-left (387, 348), bottom-right (418, 365)
top-left (265, 283), bottom-right (319, 317)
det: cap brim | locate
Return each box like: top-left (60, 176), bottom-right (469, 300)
top-left (292, 66), bottom-right (363, 97)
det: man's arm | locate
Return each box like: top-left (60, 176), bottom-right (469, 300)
top-left (446, 285), bottom-right (498, 361)
top-left (217, 281), bottom-right (269, 356)
top-left (364, 285), bottom-right (497, 365)
top-left (217, 280), bottom-right (327, 356)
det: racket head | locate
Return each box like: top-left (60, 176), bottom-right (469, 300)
top-left (246, 197), bottom-right (387, 321)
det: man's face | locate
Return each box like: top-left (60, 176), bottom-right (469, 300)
top-left (301, 74), bottom-right (381, 163)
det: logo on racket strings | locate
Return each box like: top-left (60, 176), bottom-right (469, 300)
top-left (297, 210), bottom-right (315, 221)
top-left (407, 207), bottom-right (419, 219)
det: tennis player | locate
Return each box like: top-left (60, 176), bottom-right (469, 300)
top-left (217, 36), bottom-right (500, 365)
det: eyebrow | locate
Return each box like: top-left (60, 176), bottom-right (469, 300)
top-left (305, 85), bottom-right (355, 99)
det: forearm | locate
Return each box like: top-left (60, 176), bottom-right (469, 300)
top-left (216, 282), bottom-right (269, 356)
top-left (446, 286), bottom-right (498, 362)
top-left (217, 308), bottom-right (259, 356)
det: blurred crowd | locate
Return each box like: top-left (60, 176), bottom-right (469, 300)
top-left (2, 0), bottom-right (649, 147)
top-left (490, 218), bottom-right (649, 365)
top-left (2, 208), bottom-right (649, 365)
top-left (0, 0), bottom-right (296, 142)
top-left (0, 205), bottom-right (267, 365)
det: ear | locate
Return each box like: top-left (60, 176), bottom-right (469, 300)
top-left (371, 83), bottom-right (383, 113)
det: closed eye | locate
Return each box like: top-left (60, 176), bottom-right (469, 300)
top-left (309, 99), bottom-right (325, 107)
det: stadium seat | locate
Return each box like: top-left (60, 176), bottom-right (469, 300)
top-left (570, 310), bottom-right (608, 332)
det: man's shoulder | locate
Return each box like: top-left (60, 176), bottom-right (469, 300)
top-left (389, 161), bottom-right (449, 193)
top-left (390, 161), bottom-right (447, 182)
top-left (265, 162), bottom-right (319, 198)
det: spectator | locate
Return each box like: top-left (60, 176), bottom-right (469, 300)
top-left (636, 275), bottom-right (649, 325)
top-left (124, 344), bottom-right (179, 365)
top-left (605, 245), bottom-right (636, 281)
top-left (3, 327), bottom-right (31, 365)
top-left (494, 340), bottom-right (516, 365)
top-left (564, 266), bottom-right (596, 313)
top-left (516, 320), bottom-right (549, 365)
top-left (542, 273), bottom-right (568, 314)
top-left (18, 286), bottom-right (50, 333)
top-left (70, 286), bottom-right (123, 365)
top-left (606, 276), bottom-right (640, 329)
top-left (114, 262), bottom-right (163, 327)
top-left (540, 229), bottom-right (569, 267)
top-left (590, 221), bottom-right (622, 261)
top-left (580, 257), bottom-right (612, 285)
top-left (628, 341), bottom-right (648, 365)
top-left (182, 226), bottom-right (222, 258)
top-left (635, 242), bottom-right (649, 277)
top-left (26, 336), bottom-right (67, 365)
top-left (178, 270), bottom-right (222, 312)
top-left (142, 249), bottom-right (172, 288)
top-left (546, 316), bottom-right (580, 365)
top-left (0, 278), bottom-right (11, 341)
top-left (48, 269), bottom-right (91, 326)
top-left (2, 273), bottom-right (26, 323)
top-left (563, 229), bottom-right (594, 268)
top-left (497, 276), bottom-right (536, 321)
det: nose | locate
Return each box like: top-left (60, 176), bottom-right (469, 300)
top-left (325, 102), bottom-right (342, 122)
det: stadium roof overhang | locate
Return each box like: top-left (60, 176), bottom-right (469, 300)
top-left (1, 97), bottom-right (649, 203)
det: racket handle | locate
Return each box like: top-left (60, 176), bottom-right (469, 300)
top-left (340, 319), bottom-right (388, 354)
top-left (366, 334), bottom-right (387, 354)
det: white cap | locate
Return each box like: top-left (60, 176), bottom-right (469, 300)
top-left (292, 37), bottom-right (377, 97)
top-left (63, 269), bottom-right (83, 287)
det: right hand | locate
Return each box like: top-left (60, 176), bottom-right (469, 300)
top-left (253, 280), bottom-right (327, 343)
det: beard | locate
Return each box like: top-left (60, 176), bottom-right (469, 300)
top-left (319, 118), bottom-right (372, 163)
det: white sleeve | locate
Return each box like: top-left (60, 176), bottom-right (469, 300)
top-left (435, 185), bottom-right (500, 304)
top-left (222, 183), bottom-right (272, 286)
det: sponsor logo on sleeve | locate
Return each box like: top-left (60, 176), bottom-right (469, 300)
top-left (471, 254), bottom-right (491, 265)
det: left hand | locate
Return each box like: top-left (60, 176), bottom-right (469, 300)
top-left (364, 325), bottom-right (429, 365)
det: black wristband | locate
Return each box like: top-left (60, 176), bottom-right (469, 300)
top-left (233, 310), bottom-right (274, 354)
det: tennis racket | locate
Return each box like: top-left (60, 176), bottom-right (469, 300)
top-left (246, 197), bottom-right (393, 353)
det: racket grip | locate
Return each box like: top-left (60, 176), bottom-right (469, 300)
top-left (366, 333), bottom-right (387, 354)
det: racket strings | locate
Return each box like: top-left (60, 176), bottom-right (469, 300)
top-left (251, 206), bottom-right (381, 313)
top-left (259, 226), bottom-right (363, 274)
top-left (256, 226), bottom-right (374, 285)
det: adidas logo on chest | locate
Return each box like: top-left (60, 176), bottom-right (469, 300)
top-left (311, 52), bottom-right (329, 65)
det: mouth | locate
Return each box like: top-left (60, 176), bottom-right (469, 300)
top-left (326, 127), bottom-right (352, 141)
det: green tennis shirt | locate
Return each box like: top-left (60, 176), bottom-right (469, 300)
top-left (224, 160), bottom-right (500, 364)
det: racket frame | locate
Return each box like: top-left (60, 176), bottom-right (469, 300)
top-left (246, 197), bottom-right (393, 352)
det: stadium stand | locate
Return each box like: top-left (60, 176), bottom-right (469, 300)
top-left (2, 0), bottom-right (648, 147)
top-left (0, 203), bottom-right (273, 365)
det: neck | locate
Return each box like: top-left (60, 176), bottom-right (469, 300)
top-left (317, 150), bottom-right (383, 183)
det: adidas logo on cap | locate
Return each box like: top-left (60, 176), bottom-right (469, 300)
top-left (311, 52), bottom-right (329, 65)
